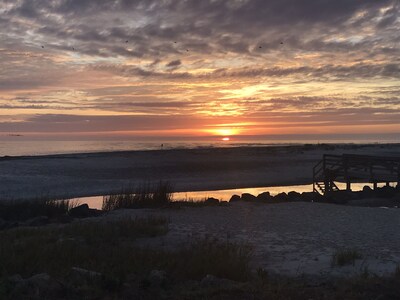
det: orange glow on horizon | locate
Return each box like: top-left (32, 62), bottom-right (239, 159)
top-left (222, 137), bottom-right (230, 141)
top-left (206, 127), bottom-right (240, 136)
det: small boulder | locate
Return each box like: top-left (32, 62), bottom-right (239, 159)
top-left (0, 218), bottom-right (7, 230)
top-left (69, 204), bottom-right (90, 218)
top-left (287, 191), bottom-right (301, 201)
top-left (205, 197), bottom-right (219, 205)
top-left (201, 274), bottom-right (237, 289)
top-left (257, 192), bottom-right (272, 202)
top-left (69, 204), bottom-right (100, 218)
top-left (229, 194), bottom-right (241, 202)
top-left (274, 192), bottom-right (288, 202)
top-left (0, 219), bottom-right (18, 231)
top-left (148, 270), bottom-right (167, 287)
top-left (301, 192), bottom-right (320, 202)
top-left (241, 193), bottom-right (257, 202)
top-left (7, 274), bottom-right (24, 284)
top-left (376, 186), bottom-right (396, 198)
top-left (363, 185), bottom-right (373, 193)
top-left (25, 273), bottom-right (63, 294)
top-left (70, 267), bottom-right (103, 282)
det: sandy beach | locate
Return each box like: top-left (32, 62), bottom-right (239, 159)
top-left (104, 201), bottom-right (400, 278)
top-left (0, 143), bottom-right (399, 201)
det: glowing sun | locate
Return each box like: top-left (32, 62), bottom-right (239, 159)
top-left (222, 137), bottom-right (230, 141)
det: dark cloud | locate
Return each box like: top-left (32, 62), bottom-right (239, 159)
top-left (91, 62), bottom-right (400, 80)
top-left (165, 59), bottom-right (182, 68)
top-left (2, 0), bottom-right (397, 59)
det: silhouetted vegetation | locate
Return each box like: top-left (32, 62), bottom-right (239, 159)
top-left (102, 181), bottom-right (173, 210)
top-left (0, 198), bottom-right (79, 222)
top-left (331, 248), bottom-right (363, 266)
top-left (0, 217), bottom-right (253, 299)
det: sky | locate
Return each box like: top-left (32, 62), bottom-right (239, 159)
top-left (0, 0), bottom-right (399, 140)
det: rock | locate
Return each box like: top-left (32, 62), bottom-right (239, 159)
top-left (0, 218), bottom-right (7, 230)
top-left (148, 270), bottom-right (167, 286)
top-left (200, 274), bottom-right (238, 289)
top-left (330, 190), bottom-right (356, 203)
top-left (7, 274), bottom-right (24, 284)
top-left (69, 204), bottom-right (100, 218)
top-left (241, 193), bottom-right (257, 202)
top-left (229, 194), bottom-right (241, 202)
top-left (301, 192), bottom-right (320, 202)
top-left (24, 273), bottom-right (63, 294)
top-left (257, 192), bottom-right (272, 201)
top-left (376, 186), bottom-right (396, 198)
top-left (274, 192), bottom-right (288, 202)
top-left (0, 218), bottom-right (18, 231)
top-left (205, 197), bottom-right (219, 205)
top-left (71, 267), bottom-right (103, 280)
top-left (363, 185), bottom-right (373, 193)
top-left (23, 216), bottom-right (49, 227)
top-left (69, 204), bottom-right (90, 218)
top-left (287, 191), bottom-right (301, 201)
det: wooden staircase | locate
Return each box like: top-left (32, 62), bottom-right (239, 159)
top-left (312, 154), bottom-right (400, 195)
top-left (313, 155), bottom-right (341, 194)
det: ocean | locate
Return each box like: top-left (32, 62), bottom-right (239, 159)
top-left (0, 134), bottom-right (399, 156)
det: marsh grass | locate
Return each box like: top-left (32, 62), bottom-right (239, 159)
top-left (331, 248), bottom-right (363, 267)
top-left (102, 181), bottom-right (173, 210)
top-left (0, 198), bottom-right (79, 221)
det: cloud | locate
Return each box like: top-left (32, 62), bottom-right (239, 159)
top-left (91, 62), bottom-right (400, 80)
top-left (165, 59), bottom-right (182, 68)
top-left (0, 0), bottom-right (399, 136)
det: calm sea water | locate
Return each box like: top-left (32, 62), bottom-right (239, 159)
top-left (0, 136), bottom-right (399, 156)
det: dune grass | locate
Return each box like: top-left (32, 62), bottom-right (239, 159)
top-left (331, 248), bottom-right (363, 267)
top-left (0, 215), bottom-right (251, 299)
top-left (102, 181), bottom-right (173, 210)
top-left (171, 237), bottom-right (252, 281)
top-left (0, 198), bottom-right (79, 221)
top-left (0, 216), bottom-right (169, 279)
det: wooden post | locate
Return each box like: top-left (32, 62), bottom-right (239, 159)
top-left (344, 156), bottom-right (350, 191)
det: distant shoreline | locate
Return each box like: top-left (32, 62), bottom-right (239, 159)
top-left (0, 140), bottom-right (399, 158)
top-left (1, 142), bottom-right (399, 158)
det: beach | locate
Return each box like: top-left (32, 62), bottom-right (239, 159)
top-left (1, 143), bottom-right (400, 298)
top-left (0, 143), bottom-right (399, 201)
top-left (106, 201), bottom-right (400, 277)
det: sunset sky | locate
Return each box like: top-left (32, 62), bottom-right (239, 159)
top-left (0, 0), bottom-right (399, 139)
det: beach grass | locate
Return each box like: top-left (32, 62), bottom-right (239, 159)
top-left (0, 216), bottom-right (170, 278)
top-left (331, 248), bottom-right (363, 267)
top-left (102, 181), bottom-right (173, 210)
top-left (0, 216), bottom-right (252, 299)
